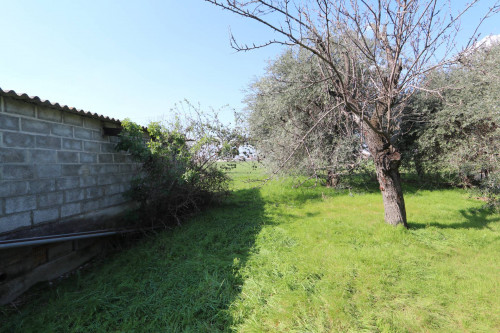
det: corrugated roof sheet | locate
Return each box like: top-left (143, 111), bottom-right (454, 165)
top-left (0, 87), bottom-right (121, 124)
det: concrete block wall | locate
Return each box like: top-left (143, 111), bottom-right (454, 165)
top-left (0, 233), bottom-right (134, 305)
top-left (0, 95), bottom-right (137, 234)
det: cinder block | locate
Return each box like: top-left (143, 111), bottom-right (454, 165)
top-left (91, 130), bottom-right (101, 140)
top-left (83, 118), bottom-right (101, 130)
top-left (100, 143), bottom-right (116, 153)
top-left (85, 187), bottom-right (104, 200)
top-left (82, 199), bottom-right (100, 211)
top-left (61, 164), bottom-right (82, 176)
top-left (5, 195), bottom-right (36, 214)
top-left (113, 154), bottom-right (128, 163)
top-left (55, 177), bottom-right (80, 190)
top-left (121, 182), bottom-right (132, 192)
top-left (38, 192), bottom-right (64, 208)
top-left (80, 176), bottom-right (97, 187)
top-left (57, 151), bottom-right (79, 163)
top-left (102, 193), bottom-right (126, 207)
top-left (60, 202), bottom-right (81, 218)
top-left (3, 132), bottom-right (35, 148)
top-left (0, 148), bottom-right (27, 163)
top-left (0, 181), bottom-right (29, 198)
top-left (104, 183), bottom-right (122, 195)
top-left (52, 124), bottom-right (73, 138)
top-left (88, 165), bottom-right (99, 174)
top-left (30, 149), bottom-right (57, 164)
top-left (64, 189), bottom-right (85, 203)
top-left (35, 135), bottom-right (61, 149)
top-left (0, 212), bottom-right (31, 233)
top-left (30, 179), bottom-right (56, 194)
top-left (92, 130), bottom-right (104, 141)
top-left (61, 164), bottom-right (90, 177)
top-left (3, 165), bottom-right (34, 180)
top-left (62, 138), bottom-right (82, 150)
top-left (95, 164), bottom-right (119, 174)
top-left (33, 207), bottom-right (59, 224)
top-left (88, 165), bottom-right (98, 175)
top-left (5, 98), bottom-right (35, 117)
top-left (83, 141), bottom-right (100, 152)
top-left (123, 173), bottom-right (134, 182)
top-left (38, 107), bottom-right (62, 122)
top-left (119, 164), bottom-right (134, 173)
top-left (36, 164), bottom-right (61, 179)
top-left (98, 174), bottom-right (119, 185)
top-left (0, 114), bottom-right (20, 130)
top-left (80, 152), bottom-right (97, 163)
top-left (74, 127), bottom-right (93, 140)
top-left (63, 113), bottom-right (83, 126)
top-left (21, 118), bottom-right (51, 134)
top-left (119, 174), bottom-right (134, 182)
top-left (98, 154), bottom-right (113, 163)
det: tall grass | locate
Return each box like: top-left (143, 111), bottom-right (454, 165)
top-left (1, 162), bottom-right (499, 332)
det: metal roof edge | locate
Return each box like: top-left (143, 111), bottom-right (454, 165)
top-left (0, 87), bottom-right (122, 124)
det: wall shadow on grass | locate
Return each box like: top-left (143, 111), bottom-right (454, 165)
top-left (409, 207), bottom-right (500, 230)
top-left (0, 188), bottom-right (268, 333)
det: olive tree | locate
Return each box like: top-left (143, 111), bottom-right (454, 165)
top-left (408, 42), bottom-right (500, 201)
top-left (206, 0), bottom-right (499, 226)
top-left (246, 47), bottom-right (363, 186)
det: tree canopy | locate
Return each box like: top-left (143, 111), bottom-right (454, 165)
top-left (246, 47), bottom-right (362, 186)
top-left (407, 43), bottom-right (500, 203)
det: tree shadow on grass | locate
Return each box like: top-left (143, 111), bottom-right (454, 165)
top-left (338, 172), bottom-right (453, 196)
top-left (254, 172), bottom-right (452, 209)
top-left (409, 207), bottom-right (500, 230)
top-left (0, 188), bottom-right (268, 333)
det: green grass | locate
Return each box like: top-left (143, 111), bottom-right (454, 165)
top-left (1, 162), bottom-right (499, 332)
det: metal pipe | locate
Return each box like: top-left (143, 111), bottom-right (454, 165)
top-left (0, 228), bottom-right (140, 250)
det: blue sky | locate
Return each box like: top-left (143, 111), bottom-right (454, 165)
top-left (0, 1), bottom-right (498, 125)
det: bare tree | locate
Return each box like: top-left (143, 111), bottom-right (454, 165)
top-left (205, 0), bottom-right (499, 227)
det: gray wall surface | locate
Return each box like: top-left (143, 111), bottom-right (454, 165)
top-left (0, 96), bottom-right (137, 234)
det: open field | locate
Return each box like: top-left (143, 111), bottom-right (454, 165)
top-left (1, 162), bottom-right (499, 332)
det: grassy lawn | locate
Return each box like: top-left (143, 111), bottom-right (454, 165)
top-left (1, 162), bottom-right (499, 332)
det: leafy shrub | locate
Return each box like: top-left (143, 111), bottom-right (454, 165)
top-left (117, 118), bottom-right (229, 227)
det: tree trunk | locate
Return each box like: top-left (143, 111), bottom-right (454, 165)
top-left (326, 170), bottom-right (340, 188)
top-left (365, 128), bottom-right (408, 227)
